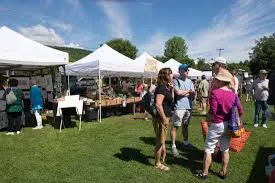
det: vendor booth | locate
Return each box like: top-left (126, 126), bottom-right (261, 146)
top-left (66, 44), bottom-right (144, 122)
top-left (0, 26), bottom-right (69, 129)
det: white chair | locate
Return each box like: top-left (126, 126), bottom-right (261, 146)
top-left (56, 95), bottom-right (83, 132)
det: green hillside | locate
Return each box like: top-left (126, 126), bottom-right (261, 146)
top-left (50, 46), bottom-right (92, 63)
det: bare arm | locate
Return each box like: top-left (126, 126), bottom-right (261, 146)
top-left (174, 88), bottom-right (190, 96)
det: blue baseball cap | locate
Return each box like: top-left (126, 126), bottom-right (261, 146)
top-left (178, 64), bottom-right (190, 72)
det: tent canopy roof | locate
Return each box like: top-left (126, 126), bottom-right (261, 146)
top-left (163, 58), bottom-right (202, 77)
top-left (134, 52), bottom-right (164, 77)
top-left (0, 26), bottom-right (69, 67)
top-left (67, 44), bottom-right (143, 77)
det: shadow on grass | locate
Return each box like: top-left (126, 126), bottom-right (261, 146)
top-left (113, 147), bottom-right (152, 166)
top-left (139, 136), bottom-right (204, 174)
top-left (247, 146), bottom-right (275, 183)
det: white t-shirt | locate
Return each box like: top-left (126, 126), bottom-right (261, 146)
top-left (253, 78), bottom-right (269, 101)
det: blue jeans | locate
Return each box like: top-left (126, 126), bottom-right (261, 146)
top-left (254, 100), bottom-right (268, 124)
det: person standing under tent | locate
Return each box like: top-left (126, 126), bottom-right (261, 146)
top-left (135, 80), bottom-right (143, 97)
top-left (0, 76), bottom-right (8, 130)
top-left (253, 69), bottom-right (269, 128)
top-left (5, 79), bottom-right (24, 135)
top-left (170, 64), bottom-right (195, 156)
top-left (30, 80), bottom-right (44, 129)
top-left (245, 78), bottom-right (253, 102)
top-left (198, 75), bottom-right (209, 115)
top-left (152, 68), bottom-right (174, 171)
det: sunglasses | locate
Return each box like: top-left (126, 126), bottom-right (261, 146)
top-left (184, 69), bottom-right (189, 72)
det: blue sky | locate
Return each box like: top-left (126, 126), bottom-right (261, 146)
top-left (1, 0), bottom-right (275, 62)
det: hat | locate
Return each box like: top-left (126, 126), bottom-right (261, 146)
top-left (178, 64), bottom-right (190, 72)
top-left (259, 69), bottom-right (268, 74)
top-left (213, 57), bottom-right (227, 64)
top-left (214, 68), bottom-right (232, 82)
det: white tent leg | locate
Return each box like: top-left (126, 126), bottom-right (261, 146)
top-left (67, 73), bottom-right (70, 96)
top-left (98, 69), bottom-right (102, 123)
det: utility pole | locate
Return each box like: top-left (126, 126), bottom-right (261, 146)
top-left (216, 48), bottom-right (224, 56)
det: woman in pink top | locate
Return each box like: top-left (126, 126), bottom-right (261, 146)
top-left (196, 69), bottom-right (243, 180)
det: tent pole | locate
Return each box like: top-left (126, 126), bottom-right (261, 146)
top-left (67, 73), bottom-right (70, 96)
top-left (98, 67), bottom-right (102, 123)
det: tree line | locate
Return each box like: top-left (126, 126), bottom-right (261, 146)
top-left (53, 33), bottom-right (275, 74)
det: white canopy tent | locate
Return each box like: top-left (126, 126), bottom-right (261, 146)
top-left (0, 26), bottom-right (69, 69)
top-left (67, 44), bottom-right (143, 77)
top-left (66, 44), bottom-right (144, 123)
top-left (133, 52), bottom-right (164, 78)
top-left (163, 58), bottom-right (203, 78)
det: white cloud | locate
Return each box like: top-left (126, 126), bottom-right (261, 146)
top-left (50, 21), bottom-right (73, 32)
top-left (19, 24), bottom-right (65, 45)
top-left (62, 42), bottom-right (86, 49)
top-left (187, 0), bottom-right (275, 62)
top-left (98, 0), bottom-right (132, 39)
top-left (139, 32), bottom-right (169, 56)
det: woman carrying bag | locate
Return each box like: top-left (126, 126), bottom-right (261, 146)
top-left (196, 69), bottom-right (244, 179)
top-left (152, 68), bottom-right (174, 171)
top-left (5, 79), bottom-right (24, 135)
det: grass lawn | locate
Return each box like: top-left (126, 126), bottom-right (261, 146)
top-left (0, 99), bottom-right (275, 183)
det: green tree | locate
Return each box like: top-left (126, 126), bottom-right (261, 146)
top-left (164, 36), bottom-right (188, 61)
top-left (181, 56), bottom-right (195, 67)
top-left (105, 38), bottom-right (138, 59)
top-left (50, 46), bottom-right (92, 63)
top-left (249, 33), bottom-right (275, 75)
top-left (154, 55), bottom-right (167, 63)
top-left (196, 58), bottom-right (211, 71)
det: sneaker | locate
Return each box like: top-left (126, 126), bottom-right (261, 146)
top-left (254, 123), bottom-right (259, 128)
top-left (32, 126), bottom-right (43, 130)
top-left (171, 146), bottom-right (179, 156)
top-left (6, 132), bottom-right (14, 135)
top-left (16, 131), bottom-right (21, 135)
top-left (262, 124), bottom-right (267, 128)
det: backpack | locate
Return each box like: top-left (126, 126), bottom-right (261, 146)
top-left (140, 92), bottom-right (158, 117)
top-left (227, 95), bottom-right (244, 138)
top-left (6, 88), bottom-right (17, 105)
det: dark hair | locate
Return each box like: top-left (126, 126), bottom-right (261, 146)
top-left (9, 79), bottom-right (18, 87)
top-left (202, 75), bottom-right (206, 80)
top-left (157, 67), bottom-right (172, 86)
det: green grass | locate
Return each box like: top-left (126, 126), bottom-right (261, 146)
top-left (0, 100), bottom-right (274, 183)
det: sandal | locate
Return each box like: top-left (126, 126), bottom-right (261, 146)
top-left (155, 164), bottom-right (170, 171)
top-left (218, 170), bottom-right (227, 179)
top-left (195, 171), bottom-right (208, 180)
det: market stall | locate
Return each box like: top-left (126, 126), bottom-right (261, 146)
top-left (66, 44), bottom-right (144, 122)
top-left (0, 26), bottom-right (69, 129)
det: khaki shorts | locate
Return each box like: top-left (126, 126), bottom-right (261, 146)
top-left (172, 109), bottom-right (192, 127)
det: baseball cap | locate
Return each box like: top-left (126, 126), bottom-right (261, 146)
top-left (212, 57), bottom-right (227, 64)
top-left (178, 64), bottom-right (190, 72)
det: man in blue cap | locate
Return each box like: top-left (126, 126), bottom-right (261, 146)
top-left (170, 64), bottom-right (195, 156)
